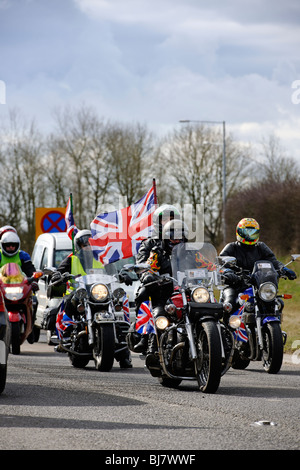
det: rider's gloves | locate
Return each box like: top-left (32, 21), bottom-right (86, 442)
top-left (140, 272), bottom-right (157, 285)
top-left (282, 267), bottom-right (297, 280)
top-left (119, 273), bottom-right (133, 286)
top-left (51, 272), bottom-right (62, 283)
top-left (222, 271), bottom-right (240, 286)
top-left (31, 281), bottom-right (39, 292)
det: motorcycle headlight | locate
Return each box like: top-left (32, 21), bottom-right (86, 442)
top-left (155, 316), bottom-right (170, 330)
top-left (91, 283), bottom-right (109, 301)
top-left (229, 315), bottom-right (242, 329)
top-left (5, 286), bottom-right (23, 301)
top-left (192, 287), bottom-right (210, 303)
top-left (258, 282), bottom-right (277, 302)
top-left (74, 287), bottom-right (88, 301)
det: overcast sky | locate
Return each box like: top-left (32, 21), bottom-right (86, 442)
top-left (1, 0), bottom-right (300, 159)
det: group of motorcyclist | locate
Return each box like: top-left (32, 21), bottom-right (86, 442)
top-left (0, 205), bottom-right (297, 369)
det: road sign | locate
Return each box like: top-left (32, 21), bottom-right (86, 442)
top-left (35, 207), bottom-right (66, 239)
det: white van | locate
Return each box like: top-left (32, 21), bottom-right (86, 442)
top-left (31, 232), bottom-right (73, 336)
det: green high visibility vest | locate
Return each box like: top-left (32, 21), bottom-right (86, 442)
top-left (0, 250), bottom-right (22, 268)
top-left (71, 255), bottom-right (104, 275)
top-left (66, 254), bottom-right (104, 294)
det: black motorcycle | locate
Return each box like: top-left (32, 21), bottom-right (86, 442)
top-left (224, 254), bottom-right (299, 373)
top-left (126, 242), bottom-right (226, 393)
top-left (44, 250), bottom-right (131, 371)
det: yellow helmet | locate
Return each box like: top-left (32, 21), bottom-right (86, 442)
top-left (236, 218), bottom-right (260, 245)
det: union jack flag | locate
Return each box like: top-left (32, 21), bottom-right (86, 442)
top-left (56, 301), bottom-right (66, 340)
top-left (135, 300), bottom-right (155, 334)
top-left (65, 195), bottom-right (79, 240)
top-left (89, 186), bottom-right (156, 264)
top-left (122, 294), bottom-right (130, 323)
top-left (232, 306), bottom-right (248, 342)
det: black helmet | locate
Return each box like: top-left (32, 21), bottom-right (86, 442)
top-left (162, 219), bottom-right (189, 243)
top-left (74, 229), bottom-right (92, 251)
top-left (152, 204), bottom-right (181, 237)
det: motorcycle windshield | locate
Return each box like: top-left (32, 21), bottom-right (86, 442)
top-left (73, 248), bottom-right (119, 290)
top-left (171, 242), bottom-right (221, 287)
top-left (0, 262), bottom-right (25, 284)
top-left (252, 261), bottom-right (278, 286)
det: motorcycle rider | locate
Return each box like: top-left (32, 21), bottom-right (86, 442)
top-left (52, 229), bottom-right (133, 368)
top-left (132, 204), bottom-right (181, 353)
top-left (219, 218), bottom-right (297, 321)
top-left (133, 209), bottom-right (189, 367)
top-left (0, 231), bottom-right (36, 277)
top-left (0, 231), bottom-right (38, 343)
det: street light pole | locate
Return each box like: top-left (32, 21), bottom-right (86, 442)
top-left (179, 119), bottom-right (226, 245)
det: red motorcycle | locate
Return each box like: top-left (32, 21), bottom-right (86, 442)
top-left (0, 263), bottom-right (42, 355)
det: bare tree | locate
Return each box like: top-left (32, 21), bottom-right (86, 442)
top-left (160, 124), bottom-right (252, 246)
top-left (105, 122), bottom-right (155, 206)
top-left (0, 109), bottom-right (45, 252)
top-left (259, 134), bottom-right (299, 184)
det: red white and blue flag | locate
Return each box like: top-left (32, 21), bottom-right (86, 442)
top-left (122, 294), bottom-right (130, 324)
top-left (232, 306), bottom-right (248, 342)
top-left (135, 300), bottom-right (155, 334)
top-left (89, 186), bottom-right (156, 264)
top-left (65, 195), bottom-right (79, 240)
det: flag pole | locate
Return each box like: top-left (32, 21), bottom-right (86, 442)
top-left (153, 178), bottom-right (158, 205)
top-left (70, 192), bottom-right (75, 254)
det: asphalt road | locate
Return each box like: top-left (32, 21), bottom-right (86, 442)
top-left (0, 331), bottom-right (299, 452)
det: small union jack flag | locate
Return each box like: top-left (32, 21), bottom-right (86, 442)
top-left (122, 294), bottom-right (130, 323)
top-left (65, 195), bottom-right (79, 240)
top-left (135, 300), bottom-right (155, 334)
top-left (89, 186), bottom-right (156, 264)
top-left (232, 306), bottom-right (248, 342)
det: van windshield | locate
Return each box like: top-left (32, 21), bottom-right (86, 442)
top-left (54, 249), bottom-right (72, 267)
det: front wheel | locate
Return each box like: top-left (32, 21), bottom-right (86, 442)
top-left (0, 364), bottom-right (7, 395)
top-left (10, 322), bottom-right (21, 355)
top-left (195, 321), bottom-right (222, 393)
top-left (93, 325), bottom-right (115, 371)
top-left (262, 322), bottom-right (283, 374)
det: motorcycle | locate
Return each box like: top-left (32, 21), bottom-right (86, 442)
top-left (44, 248), bottom-right (131, 371)
top-left (0, 263), bottom-right (43, 355)
top-left (125, 242), bottom-right (227, 393)
top-left (224, 254), bottom-right (299, 374)
top-left (0, 290), bottom-right (10, 394)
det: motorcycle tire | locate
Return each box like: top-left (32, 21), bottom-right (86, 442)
top-left (11, 322), bottom-right (21, 355)
top-left (93, 325), bottom-right (115, 372)
top-left (262, 322), bottom-right (283, 374)
top-left (158, 376), bottom-right (182, 388)
top-left (0, 364), bottom-right (7, 395)
top-left (69, 334), bottom-right (90, 368)
top-left (195, 321), bottom-right (222, 393)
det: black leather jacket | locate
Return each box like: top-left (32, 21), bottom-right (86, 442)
top-left (219, 241), bottom-right (284, 273)
top-left (135, 237), bottom-right (173, 309)
top-left (136, 237), bottom-right (172, 276)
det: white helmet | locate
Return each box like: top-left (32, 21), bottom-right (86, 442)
top-left (0, 225), bottom-right (17, 240)
top-left (1, 231), bottom-right (20, 257)
top-left (74, 229), bottom-right (92, 251)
